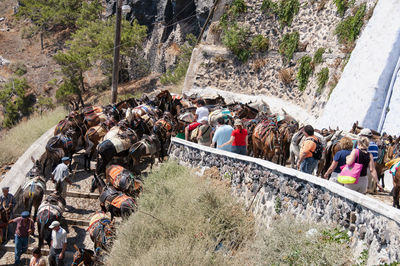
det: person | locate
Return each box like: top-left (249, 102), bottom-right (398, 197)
top-left (48, 221), bottom-right (67, 266)
top-left (196, 117), bottom-right (212, 146)
top-left (211, 117), bottom-right (234, 151)
top-left (0, 186), bottom-right (16, 241)
top-left (51, 157), bottom-right (73, 199)
top-left (345, 136), bottom-right (381, 194)
top-left (0, 186), bottom-right (16, 217)
top-left (30, 247), bottom-right (47, 266)
top-left (219, 119), bottom-right (248, 155)
top-left (297, 125), bottom-right (319, 174)
top-left (358, 128), bottom-right (381, 192)
top-left (323, 137), bottom-right (353, 183)
top-left (9, 211), bottom-right (34, 265)
top-left (185, 100), bottom-right (209, 140)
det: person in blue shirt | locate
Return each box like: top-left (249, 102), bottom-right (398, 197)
top-left (211, 117), bottom-right (233, 152)
top-left (323, 137), bottom-right (353, 183)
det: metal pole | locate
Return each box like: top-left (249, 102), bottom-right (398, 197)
top-left (111, 0), bottom-right (123, 104)
top-left (196, 0), bottom-right (220, 45)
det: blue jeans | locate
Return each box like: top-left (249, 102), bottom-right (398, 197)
top-left (300, 157), bottom-right (318, 174)
top-left (15, 235), bottom-right (29, 264)
top-left (232, 146), bottom-right (247, 155)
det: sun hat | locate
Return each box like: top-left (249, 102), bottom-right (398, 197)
top-left (49, 221), bottom-right (60, 229)
top-left (21, 211), bottom-right (30, 218)
top-left (234, 119), bottom-right (243, 126)
top-left (61, 157), bottom-right (71, 162)
top-left (358, 128), bottom-right (372, 137)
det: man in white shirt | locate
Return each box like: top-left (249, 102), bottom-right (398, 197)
top-left (51, 157), bottom-right (72, 198)
top-left (185, 100), bottom-right (209, 140)
top-left (48, 221), bottom-right (67, 266)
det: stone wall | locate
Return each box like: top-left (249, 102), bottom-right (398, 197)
top-left (169, 137), bottom-right (400, 265)
top-left (184, 0), bottom-right (377, 117)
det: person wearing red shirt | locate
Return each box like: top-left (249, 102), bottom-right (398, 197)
top-left (219, 119), bottom-right (248, 155)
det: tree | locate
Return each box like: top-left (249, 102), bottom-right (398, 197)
top-left (54, 18), bottom-right (147, 103)
top-left (0, 78), bottom-right (32, 127)
top-left (16, 0), bottom-right (102, 48)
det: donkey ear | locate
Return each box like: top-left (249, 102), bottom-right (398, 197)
top-left (31, 156), bottom-right (35, 163)
top-left (74, 244), bottom-right (79, 252)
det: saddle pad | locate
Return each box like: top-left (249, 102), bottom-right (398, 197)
top-left (88, 212), bottom-right (111, 231)
top-left (387, 158), bottom-right (400, 171)
top-left (390, 161), bottom-right (400, 176)
top-left (109, 137), bottom-right (125, 153)
top-left (179, 112), bottom-right (195, 123)
top-left (23, 177), bottom-right (46, 192)
top-left (38, 203), bottom-right (62, 217)
top-left (109, 165), bottom-right (124, 180)
top-left (156, 119), bottom-right (172, 131)
top-left (110, 194), bottom-right (131, 208)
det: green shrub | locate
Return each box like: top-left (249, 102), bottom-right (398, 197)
top-left (313, 48), bottom-right (325, 64)
top-left (222, 24), bottom-right (252, 62)
top-left (279, 31), bottom-right (299, 61)
top-left (230, 0), bottom-right (247, 17)
top-left (334, 0), bottom-right (348, 17)
top-left (10, 62), bottom-right (28, 76)
top-left (276, 0), bottom-right (300, 27)
top-left (297, 55), bottom-right (313, 91)
top-left (160, 34), bottom-right (196, 85)
top-left (37, 96), bottom-right (55, 114)
top-left (317, 67), bottom-right (329, 93)
top-left (261, 0), bottom-right (300, 27)
top-left (335, 4), bottom-right (366, 45)
top-left (0, 78), bottom-right (33, 127)
top-left (261, 0), bottom-right (278, 15)
top-left (251, 34), bottom-right (269, 52)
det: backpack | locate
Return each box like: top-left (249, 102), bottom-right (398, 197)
top-left (307, 137), bottom-right (323, 160)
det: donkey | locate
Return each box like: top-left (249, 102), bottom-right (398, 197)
top-left (105, 165), bottom-right (143, 198)
top-left (36, 187), bottom-right (66, 247)
top-left (72, 244), bottom-right (96, 266)
top-left (83, 118), bottom-right (116, 171)
top-left (23, 157), bottom-right (46, 221)
top-left (129, 134), bottom-right (161, 173)
top-left (87, 212), bottom-right (115, 254)
top-left (252, 121), bottom-right (282, 162)
top-left (99, 187), bottom-right (136, 221)
top-left (96, 125), bottom-right (138, 176)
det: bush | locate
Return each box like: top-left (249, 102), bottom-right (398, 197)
top-left (261, 0), bottom-right (278, 16)
top-left (106, 162), bottom-right (255, 265)
top-left (0, 78), bottom-right (33, 127)
top-left (317, 67), bottom-right (329, 93)
top-left (313, 47), bottom-right (325, 64)
top-left (279, 31), bottom-right (299, 61)
top-left (222, 24), bottom-right (252, 62)
top-left (10, 62), bottom-right (28, 76)
top-left (229, 0), bottom-right (247, 17)
top-left (335, 4), bottom-right (366, 45)
top-left (251, 34), bottom-right (269, 52)
top-left (261, 0), bottom-right (300, 27)
top-left (297, 55), bottom-right (313, 91)
top-left (279, 68), bottom-right (294, 85)
top-left (244, 217), bottom-right (352, 265)
top-left (334, 0), bottom-right (348, 17)
top-left (160, 34), bottom-right (196, 85)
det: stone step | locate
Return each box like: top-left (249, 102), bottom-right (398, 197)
top-left (65, 218), bottom-right (89, 227)
top-left (45, 189), bottom-right (99, 199)
top-left (2, 244), bottom-right (75, 257)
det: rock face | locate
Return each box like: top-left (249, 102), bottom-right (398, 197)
top-left (318, 0), bottom-right (400, 132)
top-left (105, 0), bottom-right (215, 73)
top-left (169, 137), bottom-right (400, 265)
top-left (183, 0), bottom-right (377, 118)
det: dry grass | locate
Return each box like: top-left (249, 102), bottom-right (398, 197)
top-left (107, 163), bottom-right (354, 266)
top-left (0, 107), bottom-right (66, 165)
top-left (166, 42), bottom-right (181, 57)
top-left (279, 67), bottom-right (295, 85)
top-left (252, 58), bottom-right (266, 71)
top-left (214, 55), bottom-right (227, 64)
